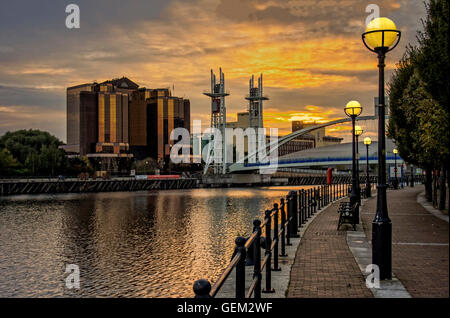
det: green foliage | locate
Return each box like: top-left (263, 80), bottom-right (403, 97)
top-left (388, 48), bottom-right (418, 165)
top-left (388, 0), bottom-right (449, 169)
top-left (0, 129), bottom-right (67, 176)
top-left (402, 72), bottom-right (448, 166)
top-left (416, 0), bottom-right (449, 111)
top-left (0, 148), bottom-right (22, 176)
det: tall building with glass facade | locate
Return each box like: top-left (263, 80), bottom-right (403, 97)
top-left (129, 88), bottom-right (191, 160)
top-left (64, 77), bottom-right (191, 171)
top-left (95, 83), bottom-right (130, 155)
top-left (65, 83), bottom-right (98, 156)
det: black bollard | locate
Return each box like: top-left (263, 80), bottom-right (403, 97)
top-left (298, 190), bottom-right (304, 226)
top-left (321, 185), bottom-right (325, 207)
top-left (272, 203), bottom-right (281, 271)
top-left (280, 198), bottom-right (289, 254)
top-left (308, 189), bottom-right (312, 218)
top-left (234, 236), bottom-right (246, 299)
top-left (318, 186), bottom-right (321, 210)
top-left (252, 219), bottom-right (262, 299)
top-left (303, 190), bottom-right (307, 223)
top-left (288, 191), bottom-right (299, 238)
top-left (314, 188), bottom-right (317, 214)
top-left (327, 184), bottom-right (330, 205)
top-left (193, 279), bottom-right (212, 298)
top-left (284, 197), bottom-right (291, 246)
top-left (262, 210), bottom-right (275, 293)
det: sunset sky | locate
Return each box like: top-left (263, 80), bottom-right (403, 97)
top-left (0, 0), bottom-right (426, 142)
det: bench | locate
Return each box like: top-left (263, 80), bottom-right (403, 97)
top-left (337, 201), bottom-right (359, 231)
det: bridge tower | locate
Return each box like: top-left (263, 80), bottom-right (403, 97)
top-left (246, 74), bottom-right (268, 130)
top-left (246, 74), bottom-right (269, 160)
top-left (203, 68), bottom-right (229, 175)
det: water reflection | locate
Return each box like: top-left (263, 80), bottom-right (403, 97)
top-left (0, 186), bottom-right (308, 297)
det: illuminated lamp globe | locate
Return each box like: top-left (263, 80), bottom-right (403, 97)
top-left (364, 137), bottom-right (372, 145)
top-left (393, 148), bottom-right (398, 154)
top-left (344, 101), bottom-right (362, 117)
top-left (365, 17), bottom-right (398, 49)
top-left (355, 126), bottom-right (363, 136)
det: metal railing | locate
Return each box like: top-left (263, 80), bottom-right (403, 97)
top-left (192, 181), bottom-right (355, 298)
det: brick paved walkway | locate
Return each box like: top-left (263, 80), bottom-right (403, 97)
top-left (360, 186), bottom-right (449, 298)
top-left (287, 202), bottom-right (373, 298)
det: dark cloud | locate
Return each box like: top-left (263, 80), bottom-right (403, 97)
top-left (0, 0), bottom-right (169, 32)
top-left (0, 85), bottom-right (64, 109)
top-left (215, 0), bottom-right (403, 34)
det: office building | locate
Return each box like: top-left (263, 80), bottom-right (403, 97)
top-left (65, 83), bottom-right (98, 156)
top-left (129, 88), bottom-right (191, 160)
top-left (63, 77), bottom-right (191, 170)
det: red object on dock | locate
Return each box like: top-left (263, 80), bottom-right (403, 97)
top-left (327, 168), bottom-right (333, 185)
top-left (147, 175), bottom-right (180, 180)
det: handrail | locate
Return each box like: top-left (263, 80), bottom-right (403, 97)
top-left (210, 252), bottom-right (241, 297)
top-left (193, 181), bottom-right (358, 298)
top-left (246, 275), bottom-right (260, 298)
top-left (260, 254), bottom-right (270, 271)
top-left (244, 231), bottom-right (259, 249)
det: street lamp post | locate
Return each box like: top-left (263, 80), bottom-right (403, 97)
top-left (393, 149), bottom-right (399, 189)
top-left (355, 125), bottom-right (364, 206)
top-left (345, 101), bottom-right (363, 224)
top-left (364, 137), bottom-right (372, 198)
top-left (362, 17), bottom-right (401, 280)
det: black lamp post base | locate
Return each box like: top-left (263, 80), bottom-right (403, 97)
top-left (262, 288), bottom-right (275, 294)
top-left (372, 221), bottom-right (392, 280)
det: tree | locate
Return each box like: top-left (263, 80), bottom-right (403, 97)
top-left (388, 49), bottom-right (418, 166)
top-left (0, 129), bottom-right (67, 176)
top-left (415, 0), bottom-right (449, 116)
top-left (0, 149), bottom-right (21, 176)
top-left (415, 0), bottom-right (449, 211)
top-left (388, 0), bottom-right (449, 210)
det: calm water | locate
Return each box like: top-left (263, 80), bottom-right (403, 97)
top-left (0, 186), bottom-right (308, 298)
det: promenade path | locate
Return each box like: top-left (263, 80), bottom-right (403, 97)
top-left (360, 186), bottom-right (449, 298)
top-left (287, 185), bottom-right (449, 298)
top-left (287, 200), bottom-right (373, 298)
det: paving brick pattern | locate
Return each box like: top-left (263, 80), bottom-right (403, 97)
top-left (360, 186), bottom-right (449, 298)
top-left (287, 202), bottom-right (373, 298)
